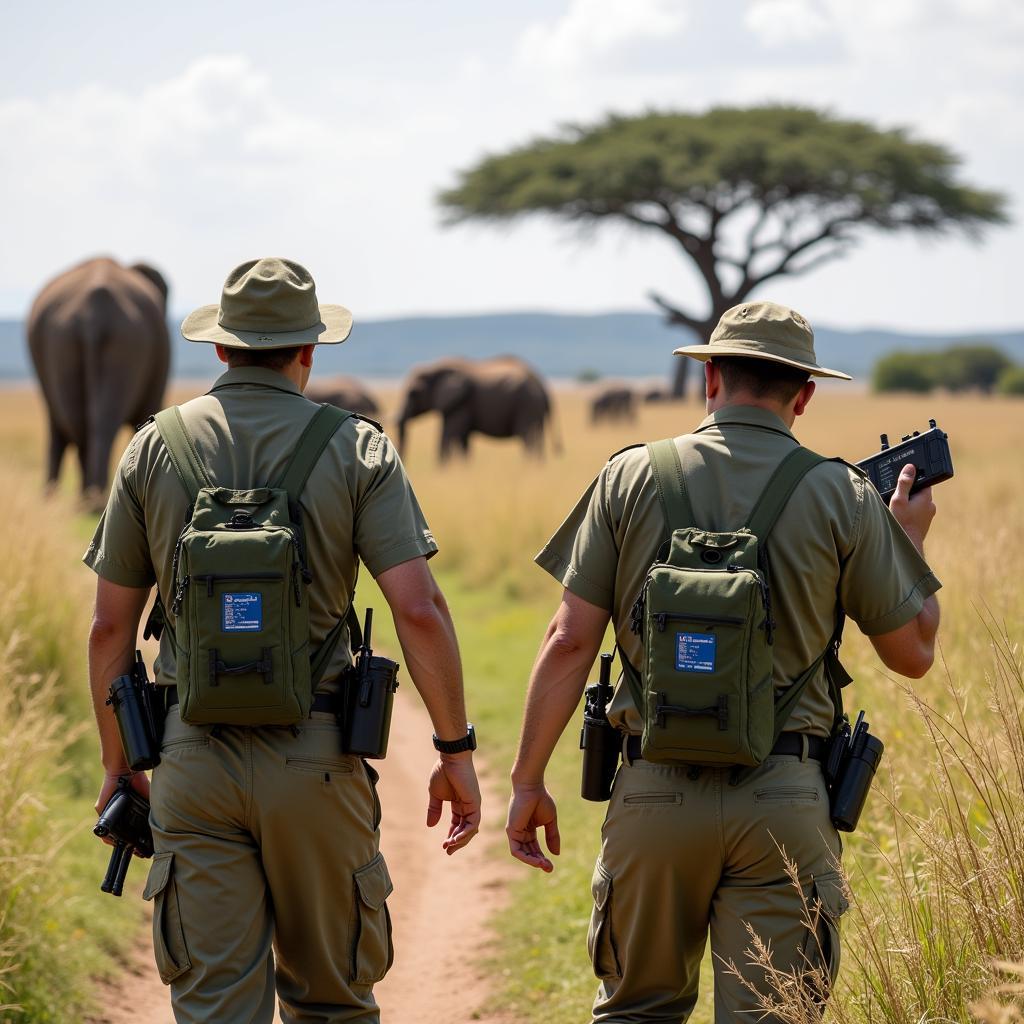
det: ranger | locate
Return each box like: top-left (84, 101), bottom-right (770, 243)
top-left (506, 301), bottom-right (940, 1021)
top-left (86, 257), bottom-right (481, 1023)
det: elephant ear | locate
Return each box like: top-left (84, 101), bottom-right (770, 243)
top-left (435, 372), bottom-right (472, 413)
top-left (130, 263), bottom-right (169, 310)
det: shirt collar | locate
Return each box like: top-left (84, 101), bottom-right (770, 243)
top-left (696, 403), bottom-right (796, 440)
top-left (209, 366), bottom-right (303, 397)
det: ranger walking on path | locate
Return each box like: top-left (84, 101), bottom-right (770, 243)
top-left (85, 257), bottom-right (481, 1023)
top-left (506, 301), bottom-right (941, 1021)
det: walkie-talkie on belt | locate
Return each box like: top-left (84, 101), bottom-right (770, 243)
top-left (857, 419), bottom-right (954, 502)
top-left (824, 710), bottom-right (884, 833)
top-left (342, 608), bottom-right (400, 759)
top-left (580, 653), bottom-right (621, 802)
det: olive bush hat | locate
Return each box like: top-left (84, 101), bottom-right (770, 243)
top-left (181, 257), bottom-right (353, 349)
top-left (674, 301), bottom-right (851, 380)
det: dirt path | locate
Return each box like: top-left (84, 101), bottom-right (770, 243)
top-left (88, 696), bottom-right (507, 1024)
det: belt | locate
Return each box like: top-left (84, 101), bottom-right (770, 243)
top-left (625, 731), bottom-right (827, 764)
top-left (161, 686), bottom-right (337, 715)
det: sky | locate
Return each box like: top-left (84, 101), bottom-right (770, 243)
top-left (2, 0), bottom-right (1022, 332)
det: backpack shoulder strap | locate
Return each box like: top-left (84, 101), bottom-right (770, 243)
top-left (274, 404), bottom-right (353, 500)
top-left (154, 407), bottom-right (212, 504)
top-left (746, 446), bottom-right (828, 542)
top-left (647, 438), bottom-right (695, 540)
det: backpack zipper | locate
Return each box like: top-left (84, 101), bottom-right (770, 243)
top-left (171, 575), bottom-right (189, 616)
top-left (729, 564), bottom-right (774, 644)
top-left (291, 555), bottom-right (302, 607)
top-left (652, 611), bottom-right (745, 632)
top-left (192, 572), bottom-right (284, 597)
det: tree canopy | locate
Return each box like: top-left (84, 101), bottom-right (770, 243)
top-left (440, 106), bottom-right (1008, 395)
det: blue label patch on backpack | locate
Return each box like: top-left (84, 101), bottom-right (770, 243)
top-left (675, 632), bottom-right (716, 673)
top-left (222, 592), bottom-right (263, 632)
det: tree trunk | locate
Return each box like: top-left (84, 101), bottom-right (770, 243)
top-left (669, 323), bottom-right (714, 399)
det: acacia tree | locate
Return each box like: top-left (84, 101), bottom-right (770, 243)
top-left (439, 106), bottom-right (1007, 396)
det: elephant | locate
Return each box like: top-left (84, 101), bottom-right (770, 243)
top-left (590, 385), bottom-right (636, 423)
top-left (397, 356), bottom-right (558, 461)
top-left (643, 388), bottom-right (671, 403)
top-left (305, 377), bottom-right (381, 418)
top-left (27, 257), bottom-right (170, 509)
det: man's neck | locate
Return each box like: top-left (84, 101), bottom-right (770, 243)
top-left (706, 394), bottom-right (795, 428)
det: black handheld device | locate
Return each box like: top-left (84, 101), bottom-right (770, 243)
top-left (343, 608), bottom-right (400, 759)
top-left (825, 710), bottom-right (884, 833)
top-left (107, 650), bottom-right (162, 772)
top-left (94, 777), bottom-right (154, 897)
top-left (856, 419), bottom-right (954, 502)
top-left (580, 653), bottom-right (621, 802)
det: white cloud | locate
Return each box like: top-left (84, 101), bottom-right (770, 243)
top-left (744, 0), bottom-right (831, 47)
top-left (520, 0), bottom-right (688, 70)
top-left (0, 55), bottom-right (416, 311)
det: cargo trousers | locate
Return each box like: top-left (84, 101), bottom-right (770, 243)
top-left (147, 707), bottom-right (394, 1024)
top-left (589, 751), bottom-right (848, 1023)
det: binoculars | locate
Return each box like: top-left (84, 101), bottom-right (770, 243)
top-left (94, 777), bottom-right (154, 897)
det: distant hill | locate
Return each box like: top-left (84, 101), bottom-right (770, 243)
top-left (4, 311), bottom-right (1023, 383)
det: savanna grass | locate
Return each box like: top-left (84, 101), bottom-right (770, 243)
top-left (0, 389), bottom-right (139, 1022)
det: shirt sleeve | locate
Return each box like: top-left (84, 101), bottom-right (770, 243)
top-left (840, 476), bottom-right (941, 635)
top-left (354, 432), bottom-right (438, 577)
top-left (535, 465), bottom-right (618, 611)
top-left (82, 434), bottom-right (157, 588)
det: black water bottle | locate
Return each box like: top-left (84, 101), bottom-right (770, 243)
top-left (580, 653), bottom-right (621, 802)
top-left (344, 609), bottom-right (400, 759)
top-left (830, 712), bottom-right (884, 833)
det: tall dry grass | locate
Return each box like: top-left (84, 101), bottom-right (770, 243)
top-left (0, 389), bottom-right (138, 1021)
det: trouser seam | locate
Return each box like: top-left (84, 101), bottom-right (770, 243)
top-left (244, 729), bottom-right (254, 829)
top-left (715, 769), bottom-right (725, 858)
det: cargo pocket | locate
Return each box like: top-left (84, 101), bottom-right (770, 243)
top-left (802, 870), bottom-right (850, 991)
top-left (143, 852), bottom-right (192, 984)
top-left (351, 853), bottom-right (394, 986)
top-left (587, 860), bottom-right (622, 981)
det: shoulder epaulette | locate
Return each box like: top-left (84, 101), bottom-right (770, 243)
top-left (607, 442), bottom-right (645, 464)
top-left (351, 413), bottom-right (385, 433)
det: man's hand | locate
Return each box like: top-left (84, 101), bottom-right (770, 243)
top-left (426, 754), bottom-right (481, 855)
top-left (888, 464), bottom-right (936, 554)
top-left (506, 783), bottom-right (560, 873)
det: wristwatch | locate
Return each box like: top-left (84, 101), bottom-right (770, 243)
top-left (433, 724), bottom-right (477, 754)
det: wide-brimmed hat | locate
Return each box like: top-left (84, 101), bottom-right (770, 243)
top-left (181, 257), bottom-right (353, 349)
top-left (673, 301), bottom-right (851, 380)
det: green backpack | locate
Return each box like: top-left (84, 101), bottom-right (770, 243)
top-left (152, 403), bottom-right (353, 726)
top-left (621, 438), bottom-right (849, 769)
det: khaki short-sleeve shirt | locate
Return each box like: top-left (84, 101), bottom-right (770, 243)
top-left (84, 366), bottom-right (437, 690)
top-left (536, 404), bottom-right (941, 736)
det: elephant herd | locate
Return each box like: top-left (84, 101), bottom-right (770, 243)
top-left (26, 257), bottom-right (596, 507)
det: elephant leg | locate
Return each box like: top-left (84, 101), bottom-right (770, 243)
top-left (440, 412), bottom-right (472, 462)
top-left (83, 419), bottom-right (120, 510)
top-left (45, 413), bottom-right (69, 492)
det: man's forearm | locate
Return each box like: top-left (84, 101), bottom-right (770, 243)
top-left (88, 621), bottom-right (138, 773)
top-left (391, 589), bottom-right (469, 742)
top-left (511, 623), bottom-right (601, 786)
